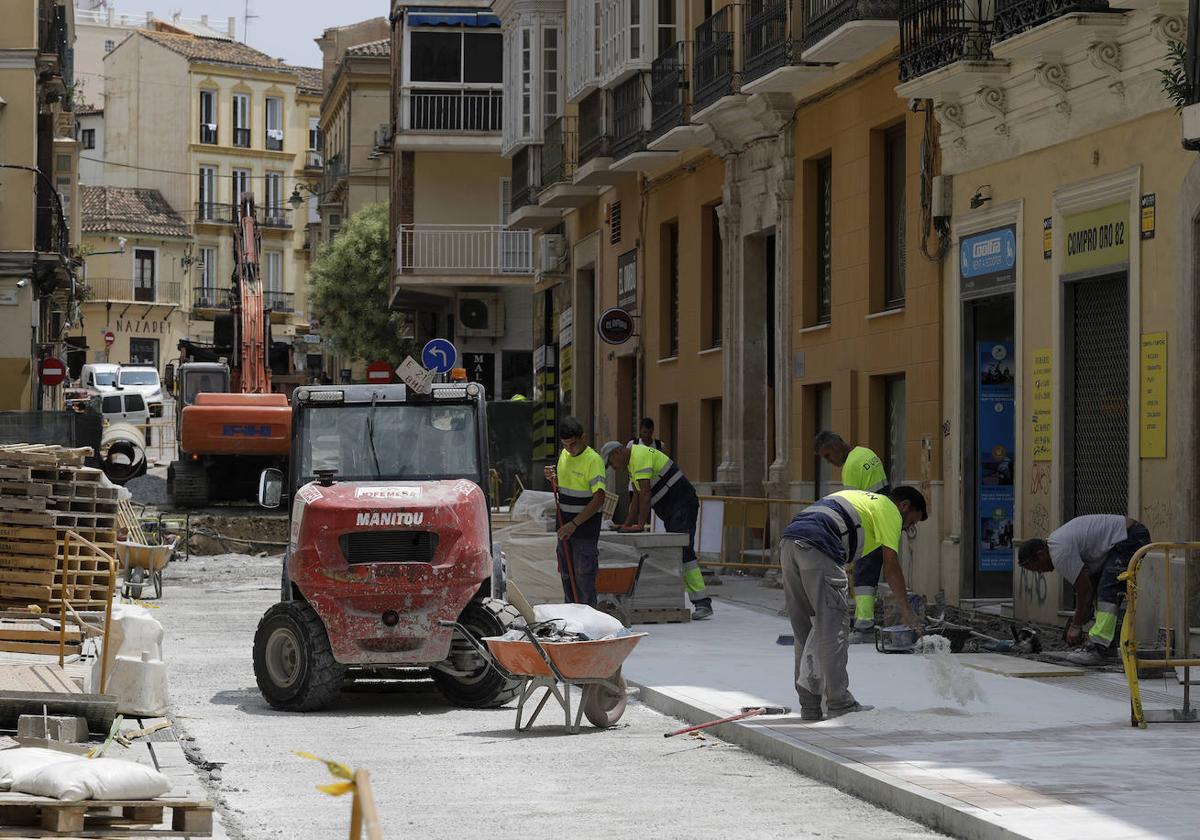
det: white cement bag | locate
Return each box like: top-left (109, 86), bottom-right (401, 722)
top-left (533, 603), bottom-right (624, 639)
top-left (12, 757), bottom-right (171, 801)
top-left (0, 748), bottom-right (78, 790)
top-left (93, 604), bottom-right (170, 716)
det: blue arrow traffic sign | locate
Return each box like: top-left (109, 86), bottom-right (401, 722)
top-left (422, 338), bottom-right (458, 374)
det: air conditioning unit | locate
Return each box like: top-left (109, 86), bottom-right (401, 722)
top-left (540, 234), bottom-right (567, 274)
top-left (456, 293), bottom-right (505, 338)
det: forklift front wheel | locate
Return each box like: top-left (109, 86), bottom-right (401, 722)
top-left (253, 600), bottom-right (345, 712)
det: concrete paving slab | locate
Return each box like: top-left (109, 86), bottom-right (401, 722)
top-left (623, 601), bottom-right (1200, 840)
top-left (954, 654), bottom-right (1085, 678)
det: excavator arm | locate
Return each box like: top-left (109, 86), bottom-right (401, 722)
top-left (233, 194), bottom-right (271, 394)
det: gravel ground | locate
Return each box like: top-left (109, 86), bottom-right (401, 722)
top-left (160, 553), bottom-right (945, 840)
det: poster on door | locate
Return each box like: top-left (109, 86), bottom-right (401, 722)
top-left (978, 341), bottom-right (1015, 572)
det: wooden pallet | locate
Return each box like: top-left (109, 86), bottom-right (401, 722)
top-left (630, 606), bottom-right (692, 624)
top-left (0, 662), bottom-right (82, 694)
top-left (0, 793), bottom-right (212, 836)
top-left (0, 445), bottom-right (91, 468)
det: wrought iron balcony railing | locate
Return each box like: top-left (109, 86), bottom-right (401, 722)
top-left (407, 89), bottom-right (504, 132)
top-left (650, 41), bottom-right (690, 141)
top-left (612, 75), bottom-right (647, 160)
top-left (541, 116), bottom-right (579, 187)
top-left (195, 201), bottom-right (234, 224)
top-left (200, 124), bottom-right (218, 144)
top-left (194, 287), bottom-right (232, 310)
top-left (993, 0), bottom-right (1112, 42)
top-left (744, 0), bottom-right (799, 84)
top-left (578, 89), bottom-right (613, 164)
top-left (511, 146), bottom-right (537, 211)
top-left (323, 156), bottom-right (348, 196)
top-left (804, 0), bottom-right (901, 53)
top-left (264, 290), bottom-right (295, 312)
top-left (694, 7), bottom-right (737, 113)
top-left (900, 0), bottom-right (995, 80)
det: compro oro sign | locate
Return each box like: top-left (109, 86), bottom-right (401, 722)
top-left (597, 307), bottom-right (635, 345)
top-left (1064, 202), bottom-right (1129, 275)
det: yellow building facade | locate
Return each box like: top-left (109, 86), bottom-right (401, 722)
top-left (0, 0), bottom-right (80, 409)
top-left (102, 30), bottom-right (322, 382)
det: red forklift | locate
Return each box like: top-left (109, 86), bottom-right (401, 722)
top-left (250, 380), bottom-right (521, 711)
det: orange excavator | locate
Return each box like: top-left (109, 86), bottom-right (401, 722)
top-left (168, 195), bottom-right (291, 507)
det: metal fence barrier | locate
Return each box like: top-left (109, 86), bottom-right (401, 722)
top-left (1119, 541), bottom-right (1200, 728)
top-left (696, 495), bottom-right (814, 571)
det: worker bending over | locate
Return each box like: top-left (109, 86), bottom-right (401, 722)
top-left (545, 417), bottom-right (607, 606)
top-left (600, 441), bottom-right (713, 621)
top-left (1018, 514), bottom-right (1151, 664)
top-left (780, 487), bottom-right (927, 720)
top-left (815, 431), bottom-right (890, 642)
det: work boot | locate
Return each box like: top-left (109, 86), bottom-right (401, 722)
top-left (692, 600), bottom-right (714, 621)
top-left (849, 627), bottom-right (875, 644)
top-left (800, 707), bottom-right (823, 722)
top-left (826, 702), bottom-right (874, 718)
top-left (1065, 644), bottom-right (1106, 666)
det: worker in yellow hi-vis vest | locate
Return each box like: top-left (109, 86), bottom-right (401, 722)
top-left (815, 431), bottom-right (889, 643)
top-left (599, 440), bottom-right (713, 620)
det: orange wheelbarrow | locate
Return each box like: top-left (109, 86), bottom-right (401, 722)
top-left (439, 620), bottom-right (645, 734)
top-left (595, 556), bottom-right (645, 627)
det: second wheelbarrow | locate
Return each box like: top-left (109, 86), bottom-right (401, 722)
top-left (439, 619), bottom-right (645, 734)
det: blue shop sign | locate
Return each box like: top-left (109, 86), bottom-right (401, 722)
top-left (960, 225), bottom-right (1017, 299)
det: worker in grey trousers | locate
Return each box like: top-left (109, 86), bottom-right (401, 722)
top-left (780, 487), bottom-right (927, 720)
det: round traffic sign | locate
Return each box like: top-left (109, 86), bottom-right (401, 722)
top-left (103, 330), bottom-right (115, 347)
top-left (365, 360), bottom-right (394, 383)
top-left (597, 307), bottom-right (635, 345)
top-left (39, 357), bottom-right (67, 386)
top-left (422, 338), bottom-right (458, 374)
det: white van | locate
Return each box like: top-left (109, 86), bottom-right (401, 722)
top-left (80, 363), bottom-right (120, 393)
top-left (117, 366), bottom-right (165, 418)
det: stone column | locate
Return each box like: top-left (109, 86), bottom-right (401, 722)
top-left (768, 131), bottom-right (795, 494)
top-left (715, 154), bottom-right (743, 496)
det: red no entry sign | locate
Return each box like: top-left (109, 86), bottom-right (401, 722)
top-left (103, 330), bottom-right (115, 347)
top-left (39, 357), bottom-right (67, 386)
top-left (366, 360), bottom-right (394, 383)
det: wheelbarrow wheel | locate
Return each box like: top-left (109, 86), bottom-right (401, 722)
top-left (124, 566), bottom-right (145, 600)
top-left (582, 669), bottom-right (628, 728)
top-left (152, 568), bottom-right (163, 599)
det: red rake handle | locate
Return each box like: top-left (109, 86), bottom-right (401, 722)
top-left (664, 708), bottom-right (765, 738)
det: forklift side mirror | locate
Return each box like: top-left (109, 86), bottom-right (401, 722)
top-left (258, 468), bottom-right (284, 509)
top-left (163, 364), bottom-right (175, 393)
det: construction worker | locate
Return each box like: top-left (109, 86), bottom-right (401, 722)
top-left (780, 487), bottom-right (927, 720)
top-left (599, 440), bottom-right (713, 620)
top-left (1018, 515), bottom-right (1151, 664)
top-left (544, 417), bottom-right (606, 606)
top-left (814, 430), bottom-right (890, 642)
top-left (627, 417), bottom-right (665, 452)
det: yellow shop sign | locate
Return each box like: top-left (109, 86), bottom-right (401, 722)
top-left (1063, 202), bottom-right (1129, 275)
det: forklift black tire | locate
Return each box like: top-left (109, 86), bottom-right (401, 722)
top-left (253, 600), bottom-right (345, 712)
top-left (430, 597), bottom-right (521, 709)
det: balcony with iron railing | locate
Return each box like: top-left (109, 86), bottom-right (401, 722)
top-left (323, 155), bottom-right (348, 198)
top-left (264, 290), bottom-right (295, 312)
top-left (511, 146), bottom-right (537, 213)
top-left (693, 7), bottom-right (738, 115)
top-left (802, 0), bottom-right (901, 63)
top-left (396, 225), bottom-right (535, 279)
top-left (576, 89), bottom-right (625, 186)
top-left (612, 75), bottom-right (647, 161)
top-left (898, 0), bottom-right (1003, 88)
top-left (992, 0), bottom-right (1117, 46)
top-left (193, 286), bottom-right (232, 312)
top-left (38, 3), bottom-right (71, 96)
top-left (650, 42), bottom-right (690, 141)
top-left (305, 150), bottom-right (323, 171)
top-left (84, 278), bottom-right (182, 306)
top-left (741, 0), bottom-right (828, 92)
top-left (200, 124), bottom-right (218, 145)
top-left (233, 127), bottom-right (251, 148)
top-left (405, 89), bottom-right (504, 132)
top-left (195, 202), bottom-right (291, 228)
top-left (539, 116), bottom-right (594, 208)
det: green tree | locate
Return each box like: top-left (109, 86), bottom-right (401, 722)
top-left (309, 203), bottom-right (411, 364)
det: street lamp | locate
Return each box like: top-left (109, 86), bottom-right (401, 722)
top-left (289, 184), bottom-right (318, 212)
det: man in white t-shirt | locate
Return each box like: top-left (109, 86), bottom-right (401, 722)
top-left (1018, 514), bottom-right (1151, 664)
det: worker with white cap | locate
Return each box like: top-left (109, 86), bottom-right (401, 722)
top-left (599, 440), bottom-right (713, 620)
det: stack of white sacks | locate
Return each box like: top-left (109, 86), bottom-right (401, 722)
top-left (0, 748), bottom-right (170, 801)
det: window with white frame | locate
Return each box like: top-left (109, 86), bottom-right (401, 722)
top-left (134, 249), bottom-right (156, 303)
top-left (308, 117), bottom-right (321, 151)
top-left (543, 27), bottom-right (559, 123)
top-left (232, 169), bottom-right (250, 205)
top-left (263, 251), bottom-right (283, 293)
top-left (265, 97), bottom-right (284, 150)
top-left (198, 166), bottom-right (217, 219)
top-left (199, 90), bottom-right (217, 144)
top-left (232, 93), bottom-right (250, 147)
top-left (502, 18), bottom-right (564, 153)
top-left (521, 28), bottom-right (533, 136)
top-left (265, 172), bottom-right (284, 219)
top-left (656, 0), bottom-right (676, 57)
top-left (198, 246), bottom-right (217, 299)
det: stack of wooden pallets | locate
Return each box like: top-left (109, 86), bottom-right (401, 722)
top-left (0, 445), bottom-right (117, 611)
